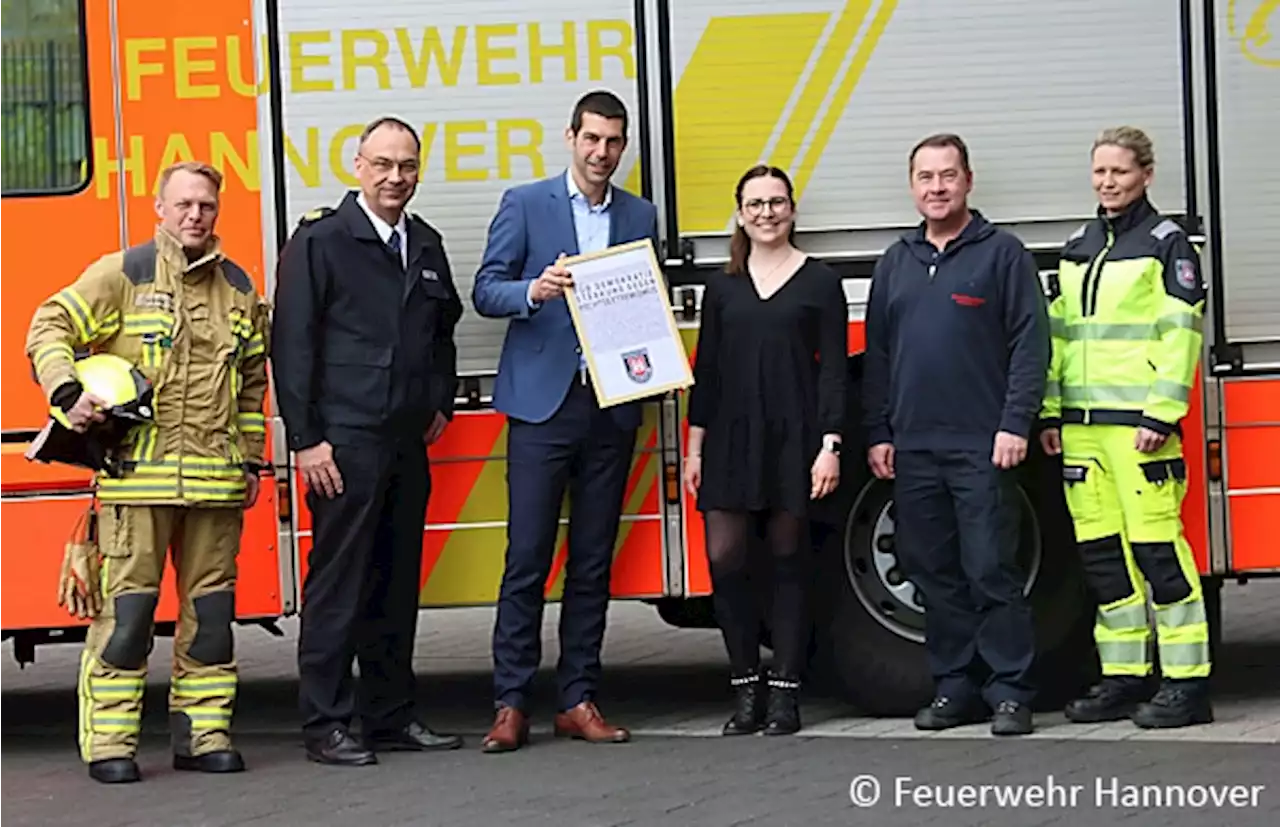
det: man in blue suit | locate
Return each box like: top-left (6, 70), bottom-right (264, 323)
top-left (472, 90), bottom-right (659, 753)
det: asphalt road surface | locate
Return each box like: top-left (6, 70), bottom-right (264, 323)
top-left (4, 581), bottom-right (1277, 827)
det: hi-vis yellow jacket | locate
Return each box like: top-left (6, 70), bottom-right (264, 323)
top-left (25, 228), bottom-right (270, 505)
top-left (1040, 196), bottom-right (1205, 434)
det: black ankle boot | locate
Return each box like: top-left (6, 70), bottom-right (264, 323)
top-left (762, 672), bottom-right (801, 735)
top-left (722, 671), bottom-right (765, 735)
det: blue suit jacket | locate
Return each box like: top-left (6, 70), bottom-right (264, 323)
top-left (472, 174), bottom-right (660, 428)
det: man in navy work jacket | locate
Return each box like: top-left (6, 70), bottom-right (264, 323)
top-left (471, 89), bottom-right (660, 753)
top-left (863, 133), bottom-right (1050, 736)
top-left (271, 116), bottom-right (464, 766)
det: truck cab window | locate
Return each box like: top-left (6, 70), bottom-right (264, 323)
top-left (1, 0), bottom-right (89, 195)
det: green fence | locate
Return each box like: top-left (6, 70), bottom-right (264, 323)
top-left (1, 38), bottom-right (88, 194)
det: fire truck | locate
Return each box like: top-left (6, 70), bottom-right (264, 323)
top-left (2, 0), bottom-right (1276, 714)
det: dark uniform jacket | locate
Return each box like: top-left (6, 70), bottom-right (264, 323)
top-left (270, 191), bottom-right (463, 451)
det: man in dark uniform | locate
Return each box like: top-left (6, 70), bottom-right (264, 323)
top-left (863, 133), bottom-right (1049, 736)
top-left (271, 116), bottom-right (464, 766)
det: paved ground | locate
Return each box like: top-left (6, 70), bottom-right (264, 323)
top-left (3, 580), bottom-right (1278, 826)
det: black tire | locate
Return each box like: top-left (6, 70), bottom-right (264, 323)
top-left (812, 448), bottom-right (1098, 716)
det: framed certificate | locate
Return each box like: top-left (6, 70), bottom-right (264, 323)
top-left (562, 238), bottom-right (695, 408)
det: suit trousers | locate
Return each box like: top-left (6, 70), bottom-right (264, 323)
top-left (893, 448), bottom-right (1036, 707)
top-left (297, 431), bottom-right (429, 739)
top-left (492, 379), bottom-right (637, 712)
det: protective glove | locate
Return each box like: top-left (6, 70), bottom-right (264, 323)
top-left (57, 507), bottom-right (102, 619)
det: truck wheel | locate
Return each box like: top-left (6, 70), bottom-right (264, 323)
top-left (815, 475), bottom-right (1095, 716)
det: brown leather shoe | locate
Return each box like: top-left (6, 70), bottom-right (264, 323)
top-left (553, 701), bottom-right (630, 743)
top-left (481, 706), bottom-right (529, 753)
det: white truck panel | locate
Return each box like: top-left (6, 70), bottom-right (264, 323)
top-left (274, 0), bottom-right (642, 375)
top-left (667, 0), bottom-right (1188, 263)
top-left (1215, 1), bottom-right (1279, 346)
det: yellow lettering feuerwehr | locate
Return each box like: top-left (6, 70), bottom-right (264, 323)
top-left (290, 31), bottom-right (334, 93)
top-left (174, 36), bottom-right (220, 99)
top-left (341, 29), bottom-right (391, 90)
top-left (227, 34), bottom-right (270, 96)
top-left (396, 27), bottom-right (467, 87)
top-left (586, 20), bottom-right (635, 80)
top-left (125, 38), bottom-right (166, 101)
top-left (475, 24), bottom-right (521, 85)
top-left (528, 22), bottom-right (578, 83)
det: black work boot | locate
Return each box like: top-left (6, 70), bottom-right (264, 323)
top-left (1132, 679), bottom-right (1214, 729)
top-left (173, 749), bottom-right (246, 773)
top-left (914, 696), bottom-right (989, 730)
top-left (991, 700), bottom-right (1033, 736)
top-left (1064, 676), bottom-right (1154, 723)
top-left (89, 757), bottom-right (141, 784)
top-left (722, 671), bottom-right (765, 736)
top-left (762, 672), bottom-right (801, 735)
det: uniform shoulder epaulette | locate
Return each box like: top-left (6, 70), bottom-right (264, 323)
top-left (121, 240), bottom-right (158, 285)
top-left (220, 257), bottom-right (253, 294)
top-left (1066, 222), bottom-right (1088, 242)
top-left (298, 206), bottom-right (335, 226)
top-left (1150, 218), bottom-right (1183, 240)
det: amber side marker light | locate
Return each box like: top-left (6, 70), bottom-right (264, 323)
top-left (665, 464), bottom-right (680, 504)
top-left (276, 477), bottom-right (291, 521)
top-left (1207, 439), bottom-right (1222, 482)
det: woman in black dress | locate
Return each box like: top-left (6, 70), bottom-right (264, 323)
top-left (683, 164), bottom-right (847, 735)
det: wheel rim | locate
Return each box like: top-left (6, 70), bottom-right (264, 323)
top-left (842, 480), bottom-right (1044, 645)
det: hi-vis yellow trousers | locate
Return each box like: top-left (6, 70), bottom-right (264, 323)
top-left (79, 504), bottom-right (242, 762)
top-left (1060, 424), bottom-right (1210, 681)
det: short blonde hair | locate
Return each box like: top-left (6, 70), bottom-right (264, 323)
top-left (1092, 126), bottom-right (1155, 169)
top-left (157, 161), bottom-right (223, 197)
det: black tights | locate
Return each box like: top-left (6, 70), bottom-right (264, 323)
top-left (705, 509), bottom-right (810, 678)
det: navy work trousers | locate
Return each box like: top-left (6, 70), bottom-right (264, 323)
top-left (893, 448), bottom-right (1036, 707)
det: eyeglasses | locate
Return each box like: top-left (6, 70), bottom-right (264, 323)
top-left (742, 196), bottom-right (791, 216)
top-left (360, 154), bottom-right (420, 176)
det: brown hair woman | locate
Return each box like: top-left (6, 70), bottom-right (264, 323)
top-left (683, 164), bottom-right (848, 735)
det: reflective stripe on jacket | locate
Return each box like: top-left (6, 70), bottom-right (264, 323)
top-left (1041, 196), bottom-right (1205, 433)
top-left (25, 228), bottom-right (270, 505)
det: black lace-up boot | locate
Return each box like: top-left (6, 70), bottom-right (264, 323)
top-left (762, 672), bottom-right (801, 735)
top-left (722, 671), bottom-right (765, 736)
top-left (1064, 676), bottom-right (1155, 723)
top-left (1131, 679), bottom-right (1213, 729)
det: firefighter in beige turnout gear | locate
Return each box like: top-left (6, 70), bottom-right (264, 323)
top-left (25, 161), bottom-right (270, 784)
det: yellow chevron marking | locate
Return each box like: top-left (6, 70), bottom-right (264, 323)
top-left (420, 424), bottom-right (511, 605)
top-left (771, 1), bottom-right (872, 174)
top-left (792, 0), bottom-right (897, 196)
top-left (421, 407), bottom-right (663, 606)
top-left (673, 12), bottom-right (830, 233)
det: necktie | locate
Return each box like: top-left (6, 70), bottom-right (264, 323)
top-left (387, 228), bottom-right (403, 269)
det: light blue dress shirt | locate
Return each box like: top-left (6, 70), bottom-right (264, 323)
top-left (527, 169), bottom-right (613, 371)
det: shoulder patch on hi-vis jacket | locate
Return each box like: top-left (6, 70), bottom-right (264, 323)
top-left (1150, 219), bottom-right (1183, 240)
top-left (1174, 258), bottom-right (1199, 290)
top-left (299, 207), bottom-right (334, 225)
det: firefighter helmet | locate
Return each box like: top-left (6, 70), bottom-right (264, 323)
top-left (25, 354), bottom-right (154, 475)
